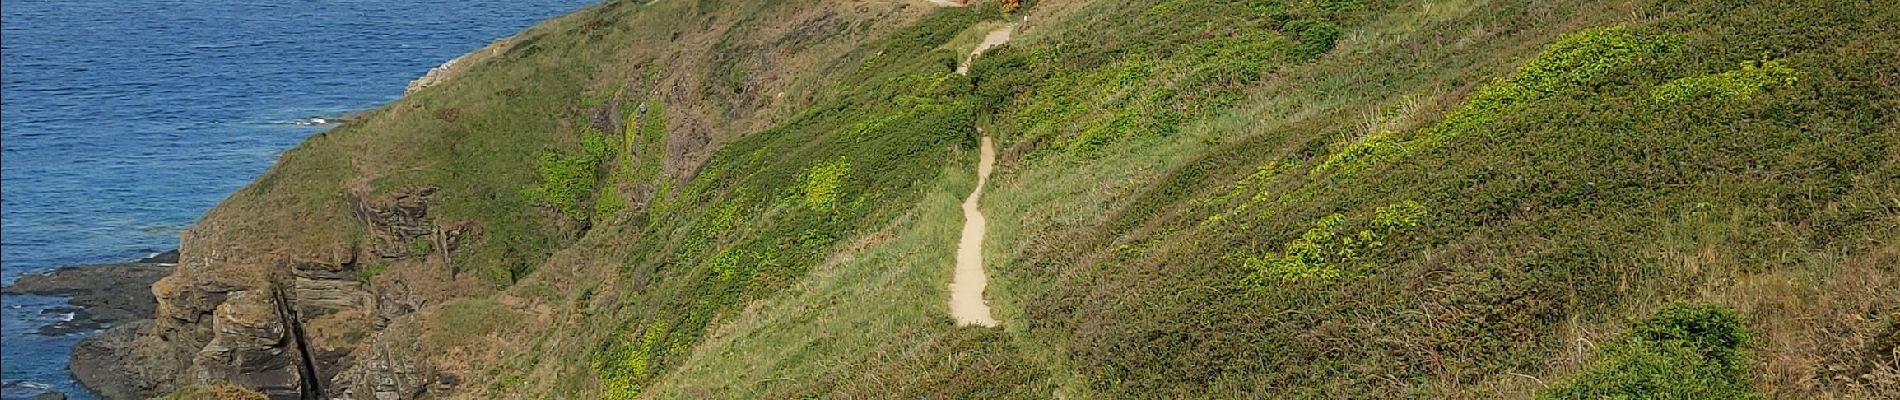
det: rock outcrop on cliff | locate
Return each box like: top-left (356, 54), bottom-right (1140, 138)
top-left (404, 37), bottom-right (515, 95)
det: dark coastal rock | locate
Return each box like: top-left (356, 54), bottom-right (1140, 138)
top-left (70, 320), bottom-right (162, 399)
top-left (0, 253), bottom-right (177, 399)
top-left (2, 262), bottom-right (172, 336)
top-left (1, 380), bottom-right (69, 400)
top-left (141, 250), bottom-right (181, 265)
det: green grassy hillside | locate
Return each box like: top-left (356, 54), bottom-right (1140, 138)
top-left (157, 0), bottom-right (1895, 398)
top-left (965, 0), bottom-right (1897, 397)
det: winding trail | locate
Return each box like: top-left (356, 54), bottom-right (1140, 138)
top-left (949, 22), bottom-right (1015, 327)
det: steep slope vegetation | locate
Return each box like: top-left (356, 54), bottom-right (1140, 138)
top-left (89, 0), bottom-right (967, 398)
top-left (655, 0), bottom-right (1899, 398)
top-left (967, 0), bottom-right (1897, 398)
top-left (102, 0), bottom-right (1896, 399)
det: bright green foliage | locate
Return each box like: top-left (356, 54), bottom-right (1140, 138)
top-left (1242, 213), bottom-right (1350, 284)
top-left (409, 237), bottom-right (432, 256)
top-left (613, 97), bottom-right (668, 196)
top-left (631, 321), bottom-right (667, 377)
top-left (1542, 303), bottom-right (1760, 400)
top-left (621, 108), bottom-right (641, 159)
top-left (708, 248), bottom-right (741, 280)
top-left (800, 157), bottom-right (851, 211)
top-left (1320, 26), bottom-right (1672, 174)
top-left (1371, 199), bottom-right (1428, 230)
top-left (701, 200), bottom-right (742, 236)
top-left (354, 262), bottom-right (389, 282)
top-left (600, 321), bottom-right (669, 400)
top-left (1651, 59), bottom-right (1800, 104)
top-left (594, 186), bottom-right (627, 222)
top-left (1423, 25), bottom-right (1670, 143)
top-left (1241, 200), bottom-right (1429, 285)
top-left (1200, 161), bottom-right (1283, 226)
top-left (640, 98), bottom-right (666, 150)
top-left (1497, 27), bottom-right (1668, 95)
top-left (582, 127), bottom-right (613, 164)
top-left (1314, 129), bottom-right (1403, 174)
top-left (525, 152), bottom-right (599, 220)
top-left (527, 126), bottom-right (621, 222)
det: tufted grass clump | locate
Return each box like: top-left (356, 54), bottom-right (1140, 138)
top-left (354, 262), bottom-right (390, 283)
top-left (1284, 18), bottom-right (1342, 61)
top-left (1541, 303), bottom-right (1760, 400)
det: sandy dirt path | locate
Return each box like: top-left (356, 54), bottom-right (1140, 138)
top-left (950, 134), bottom-right (998, 326)
top-left (949, 23), bottom-right (1014, 327)
top-left (957, 23), bottom-right (1016, 75)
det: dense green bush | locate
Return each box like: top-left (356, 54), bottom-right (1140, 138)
top-left (525, 151), bottom-right (600, 220)
top-left (1541, 303), bottom-right (1759, 399)
top-left (598, 321), bottom-right (668, 400)
top-left (1651, 59), bottom-right (1801, 104)
top-left (990, 0), bottom-right (1898, 396)
top-left (1319, 26), bottom-right (1673, 175)
top-left (1284, 18), bottom-right (1341, 61)
top-left (800, 157), bottom-right (852, 211)
top-left (973, 0), bottom-right (1362, 157)
top-left (1239, 200), bottom-right (1428, 285)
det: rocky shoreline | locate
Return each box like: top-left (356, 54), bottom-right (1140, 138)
top-left (1, 250), bottom-right (176, 400)
top-left (3, 251), bottom-right (174, 335)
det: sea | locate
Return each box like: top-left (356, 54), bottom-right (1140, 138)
top-left (0, 0), bottom-right (595, 397)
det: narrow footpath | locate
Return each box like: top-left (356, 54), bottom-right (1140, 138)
top-left (949, 22), bottom-right (1015, 327)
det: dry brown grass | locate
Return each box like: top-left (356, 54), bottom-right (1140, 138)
top-left (1718, 238), bottom-right (1900, 398)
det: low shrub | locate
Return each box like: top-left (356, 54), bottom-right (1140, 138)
top-left (1239, 200), bottom-right (1429, 285)
top-left (1541, 303), bottom-right (1759, 399)
top-left (1651, 59), bottom-right (1801, 104)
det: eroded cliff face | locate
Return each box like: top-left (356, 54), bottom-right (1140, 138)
top-left (80, 187), bottom-right (452, 399)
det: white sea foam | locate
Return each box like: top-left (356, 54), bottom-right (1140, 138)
top-left (289, 116), bottom-right (338, 126)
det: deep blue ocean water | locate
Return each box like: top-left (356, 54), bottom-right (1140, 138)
top-left (1, 0), bottom-right (594, 397)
